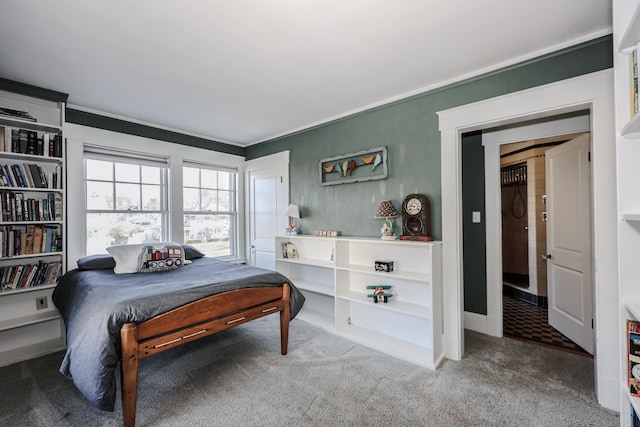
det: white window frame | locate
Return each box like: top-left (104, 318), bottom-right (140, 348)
top-left (182, 160), bottom-right (239, 259)
top-left (65, 123), bottom-right (246, 268)
top-left (83, 146), bottom-right (170, 253)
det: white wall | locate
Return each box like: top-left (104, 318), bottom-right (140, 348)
top-left (64, 123), bottom-right (246, 268)
top-left (438, 69), bottom-right (618, 411)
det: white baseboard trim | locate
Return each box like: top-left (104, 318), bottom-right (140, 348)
top-left (464, 311), bottom-right (502, 338)
top-left (464, 311), bottom-right (486, 334)
top-left (597, 374), bottom-right (619, 412)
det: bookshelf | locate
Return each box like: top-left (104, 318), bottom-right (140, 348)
top-left (0, 87), bottom-right (67, 366)
top-left (275, 235), bottom-right (443, 369)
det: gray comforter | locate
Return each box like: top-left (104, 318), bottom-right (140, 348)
top-left (52, 257), bottom-right (304, 411)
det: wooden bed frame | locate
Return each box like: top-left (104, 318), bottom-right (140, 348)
top-left (119, 283), bottom-right (291, 427)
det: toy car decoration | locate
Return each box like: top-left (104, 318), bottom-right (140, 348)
top-left (367, 285), bottom-right (393, 303)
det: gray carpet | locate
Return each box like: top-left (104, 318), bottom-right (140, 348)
top-left (0, 316), bottom-right (618, 426)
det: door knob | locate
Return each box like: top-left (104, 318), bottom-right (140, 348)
top-left (542, 254), bottom-right (552, 260)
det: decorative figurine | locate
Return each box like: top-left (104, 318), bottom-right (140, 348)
top-left (367, 285), bottom-right (393, 303)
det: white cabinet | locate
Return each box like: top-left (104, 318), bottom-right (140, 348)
top-left (0, 88), bottom-right (66, 366)
top-left (275, 236), bottom-right (336, 330)
top-left (276, 235), bottom-right (442, 369)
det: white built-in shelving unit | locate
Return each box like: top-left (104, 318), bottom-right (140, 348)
top-left (0, 88), bottom-right (66, 366)
top-left (275, 235), bottom-right (443, 369)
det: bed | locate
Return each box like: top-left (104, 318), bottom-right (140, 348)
top-left (52, 244), bottom-right (304, 427)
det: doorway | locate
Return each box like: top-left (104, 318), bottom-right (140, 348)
top-left (244, 151), bottom-right (290, 269)
top-left (498, 135), bottom-right (589, 355)
top-left (438, 69), bottom-right (617, 411)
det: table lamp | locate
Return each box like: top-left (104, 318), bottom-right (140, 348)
top-left (375, 200), bottom-right (399, 240)
top-left (284, 204), bottom-right (300, 235)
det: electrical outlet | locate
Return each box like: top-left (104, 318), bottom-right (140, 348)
top-left (36, 296), bottom-right (48, 310)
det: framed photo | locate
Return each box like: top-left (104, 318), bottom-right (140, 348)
top-left (319, 146), bottom-right (387, 186)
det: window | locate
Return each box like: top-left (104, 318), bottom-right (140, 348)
top-left (183, 162), bottom-right (237, 258)
top-left (84, 148), bottom-right (168, 255)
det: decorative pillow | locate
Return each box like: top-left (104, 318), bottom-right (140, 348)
top-left (77, 254), bottom-right (116, 270)
top-left (182, 244), bottom-right (205, 260)
top-left (107, 242), bottom-right (186, 274)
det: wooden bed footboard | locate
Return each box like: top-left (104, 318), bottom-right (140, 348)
top-left (120, 283), bottom-right (291, 427)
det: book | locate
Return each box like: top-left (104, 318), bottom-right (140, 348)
top-left (32, 227), bottom-right (43, 255)
top-left (10, 129), bottom-right (18, 153)
top-left (0, 107), bottom-right (36, 122)
top-left (24, 225), bottom-right (35, 255)
top-left (25, 164), bottom-right (39, 187)
top-left (53, 193), bottom-right (62, 220)
top-left (3, 127), bottom-right (10, 152)
top-left (25, 131), bottom-right (37, 155)
top-left (285, 242), bottom-right (299, 258)
top-left (43, 227), bottom-right (54, 252)
top-left (18, 129), bottom-right (28, 153)
top-left (629, 320), bottom-right (640, 397)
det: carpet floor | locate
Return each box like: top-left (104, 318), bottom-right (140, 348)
top-left (0, 316), bottom-right (618, 426)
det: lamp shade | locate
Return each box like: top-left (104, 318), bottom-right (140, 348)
top-left (375, 200), bottom-right (398, 219)
top-left (284, 204), bottom-right (300, 219)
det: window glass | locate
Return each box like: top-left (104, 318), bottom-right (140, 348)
top-left (84, 152), bottom-right (167, 255)
top-left (183, 164), bottom-right (236, 258)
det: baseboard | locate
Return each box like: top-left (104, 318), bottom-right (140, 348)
top-left (503, 285), bottom-right (548, 307)
top-left (596, 373), bottom-right (619, 412)
top-left (464, 311), bottom-right (501, 338)
top-left (464, 311), bottom-right (486, 334)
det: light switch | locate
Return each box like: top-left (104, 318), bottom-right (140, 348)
top-left (472, 211), bottom-right (481, 223)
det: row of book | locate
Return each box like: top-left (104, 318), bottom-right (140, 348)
top-left (0, 260), bottom-right (62, 291)
top-left (0, 126), bottom-right (62, 157)
top-left (1, 190), bottom-right (62, 223)
top-left (0, 225), bottom-right (61, 258)
top-left (628, 320), bottom-right (640, 398)
top-left (0, 106), bottom-right (36, 122)
top-left (631, 47), bottom-right (639, 118)
top-left (0, 162), bottom-right (61, 189)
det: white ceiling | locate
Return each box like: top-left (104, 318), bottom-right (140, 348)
top-left (0, 1), bottom-right (612, 147)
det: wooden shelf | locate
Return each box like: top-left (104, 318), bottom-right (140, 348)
top-left (335, 323), bottom-right (438, 369)
top-left (291, 278), bottom-right (333, 296)
top-left (621, 114), bottom-right (640, 138)
top-left (0, 283), bottom-right (57, 295)
top-left (296, 309), bottom-right (334, 331)
top-left (0, 337), bottom-right (65, 367)
top-left (622, 213), bottom-right (640, 222)
top-left (276, 235), bottom-right (442, 369)
top-left (620, 2), bottom-right (640, 53)
top-left (0, 310), bottom-right (61, 332)
top-left (0, 89), bottom-right (66, 367)
top-left (335, 290), bottom-right (432, 319)
top-left (276, 257), bottom-right (334, 269)
top-left (335, 263), bottom-right (431, 282)
top-left (0, 116), bottom-right (62, 134)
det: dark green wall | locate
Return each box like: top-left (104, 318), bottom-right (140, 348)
top-left (246, 35), bottom-right (612, 242)
top-left (247, 35), bottom-right (612, 315)
top-left (0, 77), bottom-right (68, 103)
top-left (462, 131), bottom-right (486, 315)
top-left (65, 109), bottom-right (245, 157)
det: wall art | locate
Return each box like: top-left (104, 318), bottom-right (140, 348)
top-left (319, 146), bottom-right (387, 186)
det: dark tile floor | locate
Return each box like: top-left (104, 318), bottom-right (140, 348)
top-left (503, 294), bottom-right (590, 356)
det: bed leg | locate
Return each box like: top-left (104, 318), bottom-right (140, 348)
top-left (280, 283), bottom-right (291, 355)
top-left (121, 323), bottom-right (139, 427)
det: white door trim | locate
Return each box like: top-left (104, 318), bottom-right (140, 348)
top-left (244, 151), bottom-right (290, 263)
top-left (437, 69), bottom-right (617, 411)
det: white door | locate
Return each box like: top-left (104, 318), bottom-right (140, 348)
top-left (245, 151), bottom-right (290, 269)
top-left (545, 133), bottom-right (593, 354)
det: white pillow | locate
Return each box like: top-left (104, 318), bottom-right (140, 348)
top-left (107, 242), bottom-right (187, 274)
